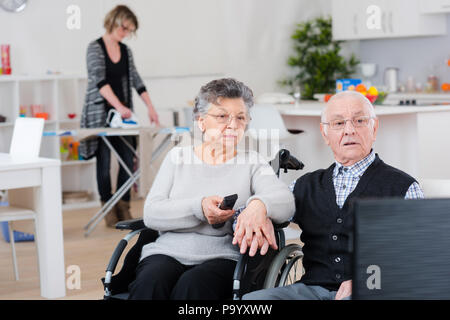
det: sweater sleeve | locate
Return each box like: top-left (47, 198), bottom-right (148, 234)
top-left (143, 149), bottom-right (206, 232)
top-left (246, 153), bottom-right (295, 224)
top-left (86, 41), bottom-right (108, 90)
top-left (127, 46), bottom-right (147, 94)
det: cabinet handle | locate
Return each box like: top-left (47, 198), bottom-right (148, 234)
top-left (353, 13), bottom-right (358, 35)
top-left (388, 11), bottom-right (393, 33)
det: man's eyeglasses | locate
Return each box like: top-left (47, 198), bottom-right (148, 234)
top-left (321, 116), bottom-right (373, 130)
top-left (206, 113), bottom-right (251, 126)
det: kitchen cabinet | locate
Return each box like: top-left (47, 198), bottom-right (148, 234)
top-left (419, 0), bottom-right (450, 13)
top-left (332, 0), bottom-right (447, 40)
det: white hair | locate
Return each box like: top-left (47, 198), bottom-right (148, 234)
top-left (321, 91), bottom-right (376, 135)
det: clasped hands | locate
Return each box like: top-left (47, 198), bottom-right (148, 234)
top-left (202, 196), bottom-right (276, 257)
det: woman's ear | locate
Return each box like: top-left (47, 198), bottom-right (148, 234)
top-left (197, 118), bottom-right (205, 132)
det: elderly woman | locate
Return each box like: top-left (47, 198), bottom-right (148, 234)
top-left (128, 78), bottom-right (295, 300)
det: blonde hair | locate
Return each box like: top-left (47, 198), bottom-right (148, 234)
top-left (104, 5), bottom-right (138, 35)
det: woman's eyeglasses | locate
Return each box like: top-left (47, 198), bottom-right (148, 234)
top-left (205, 113), bottom-right (251, 127)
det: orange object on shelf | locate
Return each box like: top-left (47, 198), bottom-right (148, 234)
top-left (324, 94), bottom-right (333, 102)
top-left (356, 84), bottom-right (367, 93)
top-left (442, 83), bottom-right (450, 92)
top-left (35, 112), bottom-right (49, 120)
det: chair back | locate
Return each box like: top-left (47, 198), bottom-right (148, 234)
top-left (9, 117), bottom-right (44, 158)
top-left (248, 104), bottom-right (290, 140)
top-left (418, 178), bottom-right (450, 198)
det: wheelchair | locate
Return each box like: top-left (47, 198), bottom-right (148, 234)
top-left (101, 149), bottom-right (305, 300)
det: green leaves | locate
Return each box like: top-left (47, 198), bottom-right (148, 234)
top-left (282, 16), bottom-right (359, 100)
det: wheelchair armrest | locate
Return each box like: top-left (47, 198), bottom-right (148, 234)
top-left (115, 218), bottom-right (146, 231)
top-left (273, 221), bottom-right (290, 230)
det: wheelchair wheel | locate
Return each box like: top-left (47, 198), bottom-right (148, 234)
top-left (263, 243), bottom-right (304, 289)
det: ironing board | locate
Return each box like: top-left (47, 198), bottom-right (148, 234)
top-left (44, 126), bottom-right (190, 236)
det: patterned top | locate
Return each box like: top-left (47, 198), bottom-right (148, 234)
top-left (80, 38), bottom-right (147, 159)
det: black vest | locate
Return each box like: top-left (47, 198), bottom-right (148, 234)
top-left (292, 154), bottom-right (416, 291)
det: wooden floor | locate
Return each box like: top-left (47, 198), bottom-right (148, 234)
top-left (0, 200), bottom-right (302, 300)
top-left (0, 200), bottom-right (144, 300)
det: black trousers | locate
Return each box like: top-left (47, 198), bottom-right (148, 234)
top-left (95, 136), bottom-right (135, 203)
top-left (128, 254), bottom-right (237, 300)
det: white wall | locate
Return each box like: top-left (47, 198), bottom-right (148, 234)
top-left (0, 0), bottom-right (333, 124)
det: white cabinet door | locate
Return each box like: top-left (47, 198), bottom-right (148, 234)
top-left (332, 0), bottom-right (447, 40)
top-left (332, 0), bottom-right (361, 40)
top-left (388, 0), bottom-right (447, 37)
top-left (332, 0), bottom-right (391, 40)
top-left (419, 0), bottom-right (450, 13)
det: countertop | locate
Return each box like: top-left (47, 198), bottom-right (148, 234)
top-left (275, 102), bottom-right (450, 117)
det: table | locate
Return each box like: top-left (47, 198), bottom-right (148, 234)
top-left (0, 153), bottom-right (65, 299)
top-left (275, 102), bottom-right (450, 184)
top-left (44, 126), bottom-right (190, 236)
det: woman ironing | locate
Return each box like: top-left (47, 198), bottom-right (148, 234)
top-left (80, 5), bottom-right (159, 226)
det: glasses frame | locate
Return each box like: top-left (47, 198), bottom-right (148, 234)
top-left (120, 23), bottom-right (136, 34)
top-left (205, 113), bottom-right (252, 127)
top-left (321, 116), bottom-right (374, 130)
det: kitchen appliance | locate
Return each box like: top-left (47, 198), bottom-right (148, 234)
top-left (360, 63), bottom-right (377, 88)
top-left (384, 67), bottom-right (399, 93)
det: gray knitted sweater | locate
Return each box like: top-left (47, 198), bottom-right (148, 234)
top-left (140, 146), bottom-right (295, 265)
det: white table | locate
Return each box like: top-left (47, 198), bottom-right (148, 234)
top-left (274, 102), bottom-right (450, 184)
top-left (0, 153), bottom-right (65, 299)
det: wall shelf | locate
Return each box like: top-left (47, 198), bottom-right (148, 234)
top-left (0, 74), bottom-right (98, 210)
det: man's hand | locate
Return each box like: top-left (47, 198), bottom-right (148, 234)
top-left (232, 199), bottom-right (277, 256)
top-left (202, 196), bottom-right (234, 225)
top-left (244, 218), bottom-right (276, 256)
top-left (335, 280), bottom-right (352, 300)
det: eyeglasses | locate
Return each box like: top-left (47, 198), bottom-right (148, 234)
top-left (121, 24), bottom-right (136, 34)
top-left (322, 116), bottom-right (373, 130)
top-left (205, 113), bottom-right (251, 126)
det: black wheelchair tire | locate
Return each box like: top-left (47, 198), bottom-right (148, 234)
top-left (263, 243), bottom-right (304, 289)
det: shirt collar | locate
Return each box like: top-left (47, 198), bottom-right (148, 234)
top-left (333, 150), bottom-right (375, 178)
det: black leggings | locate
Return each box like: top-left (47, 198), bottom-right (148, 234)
top-left (95, 136), bottom-right (135, 203)
top-left (128, 254), bottom-right (237, 300)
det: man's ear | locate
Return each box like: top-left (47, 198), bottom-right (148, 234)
top-left (372, 118), bottom-right (379, 141)
top-left (320, 123), bottom-right (330, 145)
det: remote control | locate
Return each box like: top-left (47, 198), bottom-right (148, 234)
top-left (212, 194), bottom-right (238, 229)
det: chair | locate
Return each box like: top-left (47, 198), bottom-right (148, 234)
top-left (247, 104), bottom-right (303, 162)
top-left (0, 117), bottom-right (44, 280)
top-left (417, 178), bottom-right (450, 198)
top-left (101, 148), bottom-right (305, 300)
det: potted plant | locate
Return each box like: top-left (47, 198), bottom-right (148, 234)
top-left (280, 16), bottom-right (359, 100)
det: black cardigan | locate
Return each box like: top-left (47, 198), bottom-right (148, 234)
top-left (292, 154), bottom-right (416, 291)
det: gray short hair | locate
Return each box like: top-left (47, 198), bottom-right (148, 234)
top-left (193, 78), bottom-right (254, 120)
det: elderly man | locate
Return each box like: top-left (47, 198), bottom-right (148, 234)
top-left (239, 90), bottom-right (424, 300)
